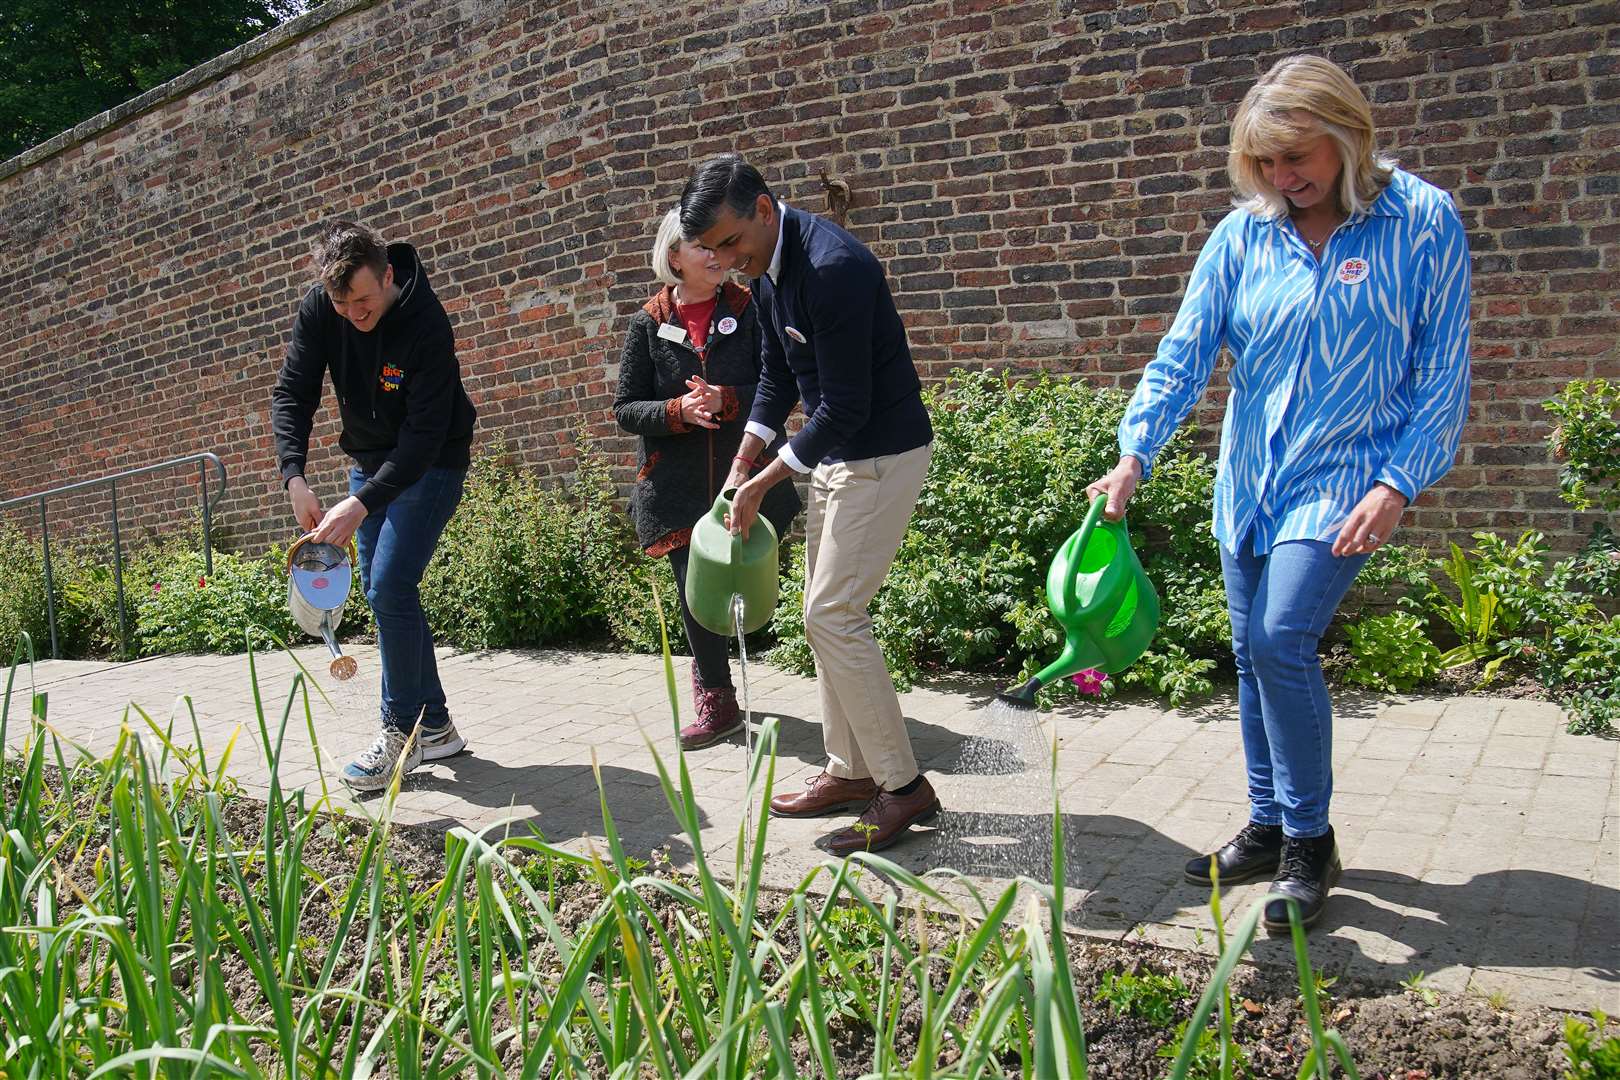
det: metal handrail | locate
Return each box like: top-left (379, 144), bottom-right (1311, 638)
top-left (0, 452), bottom-right (228, 660)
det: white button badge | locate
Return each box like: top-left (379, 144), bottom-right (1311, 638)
top-left (1336, 257), bottom-right (1369, 285)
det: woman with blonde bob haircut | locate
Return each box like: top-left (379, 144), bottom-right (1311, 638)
top-left (613, 209), bottom-right (800, 750)
top-left (1088, 55), bottom-right (1472, 932)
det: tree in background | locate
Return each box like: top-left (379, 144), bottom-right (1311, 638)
top-left (0, 0), bottom-right (317, 161)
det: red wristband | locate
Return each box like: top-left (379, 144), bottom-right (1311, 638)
top-left (733, 454), bottom-right (756, 472)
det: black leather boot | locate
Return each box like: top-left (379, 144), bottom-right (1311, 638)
top-left (1184, 822), bottom-right (1284, 886)
top-left (1263, 828), bottom-right (1341, 932)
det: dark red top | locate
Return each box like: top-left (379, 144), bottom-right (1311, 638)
top-left (675, 294), bottom-right (718, 353)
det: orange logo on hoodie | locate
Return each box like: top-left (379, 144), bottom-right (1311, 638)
top-left (379, 364), bottom-right (403, 392)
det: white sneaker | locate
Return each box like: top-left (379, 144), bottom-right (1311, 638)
top-left (341, 726), bottom-right (424, 791)
top-left (418, 719), bottom-right (467, 761)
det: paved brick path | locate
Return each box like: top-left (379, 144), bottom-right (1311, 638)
top-left (10, 644), bottom-right (1617, 1014)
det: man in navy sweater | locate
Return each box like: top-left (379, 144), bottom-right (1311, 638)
top-left (681, 155), bottom-right (939, 855)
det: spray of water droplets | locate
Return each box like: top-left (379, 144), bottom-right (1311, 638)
top-left (931, 698), bottom-right (1063, 883)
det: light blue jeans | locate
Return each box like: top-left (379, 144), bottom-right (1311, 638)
top-left (1221, 531), bottom-right (1369, 839)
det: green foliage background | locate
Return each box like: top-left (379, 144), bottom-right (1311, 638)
top-left (1, 0), bottom-right (316, 160)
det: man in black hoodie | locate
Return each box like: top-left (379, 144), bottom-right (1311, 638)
top-left (271, 220), bottom-right (477, 791)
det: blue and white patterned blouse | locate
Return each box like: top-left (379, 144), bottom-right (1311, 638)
top-left (1118, 167), bottom-right (1473, 556)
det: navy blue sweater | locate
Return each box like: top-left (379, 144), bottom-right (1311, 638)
top-left (751, 207), bottom-right (932, 467)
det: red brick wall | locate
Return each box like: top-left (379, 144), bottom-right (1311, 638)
top-left (2, 0), bottom-right (1616, 557)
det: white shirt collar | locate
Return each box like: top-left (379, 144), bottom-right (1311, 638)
top-left (765, 200), bottom-right (787, 283)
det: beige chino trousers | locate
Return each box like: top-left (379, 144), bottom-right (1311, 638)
top-left (803, 441), bottom-right (933, 791)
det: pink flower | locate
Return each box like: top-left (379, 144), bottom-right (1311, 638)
top-left (152, 582), bottom-right (161, 594)
top-left (197, 575), bottom-right (207, 588)
top-left (1070, 668), bottom-right (1107, 696)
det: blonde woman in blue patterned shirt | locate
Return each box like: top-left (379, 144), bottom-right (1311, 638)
top-left (1088, 55), bottom-right (1472, 931)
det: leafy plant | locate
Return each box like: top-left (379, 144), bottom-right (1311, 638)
top-left (1095, 967), bottom-right (1188, 1026)
top-left (1545, 378), bottom-right (1620, 512)
top-left (1430, 542), bottom-right (1509, 681)
top-left (1343, 612), bottom-right (1441, 692)
top-left (1400, 970), bottom-right (1440, 1007)
top-left (1561, 1009), bottom-right (1620, 1079)
top-left (1118, 643), bottom-right (1218, 707)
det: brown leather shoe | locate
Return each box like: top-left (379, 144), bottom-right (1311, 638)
top-left (769, 772), bottom-right (879, 818)
top-left (826, 777), bottom-right (941, 855)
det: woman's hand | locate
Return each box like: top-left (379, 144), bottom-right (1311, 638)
top-left (678, 387), bottom-right (720, 429)
top-left (686, 375), bottom-right (724, 415)
top-left (1086, 456), bottom-right (1144, 521)
top-left (1333, 483), bottom-right (1408, 558)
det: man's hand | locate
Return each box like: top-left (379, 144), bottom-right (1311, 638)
top-left (287, 476), bottom-right (322, 532)
top-left (309, 495), bottom-right (369, 547)
top-left (1332, 483), bottom-right (1408, 558)
top-left (725, 478), bottom-right (766, 540)
top-left (1085, 455), bottom-right (1144, 521)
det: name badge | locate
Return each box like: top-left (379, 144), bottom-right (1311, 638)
top-left (1337, 258), bottom-right (1369, 285)
top-left (657, 323), bottom-right (688, 343)
top-left (784, 325), bottom-right (807, 344)
top-left (718, 316), bottom-right (737, 335)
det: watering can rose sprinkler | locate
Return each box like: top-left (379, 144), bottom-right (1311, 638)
top-left (997, 493), bottom-right (1160, 710)
top-left (286, 535), bottom-right (360, 681)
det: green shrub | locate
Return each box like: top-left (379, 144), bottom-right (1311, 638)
top-left (135, 548), bottom-right (294, 654)
top-left (1546, 377), bottom-right (1619, 513)
top-left (0, 526), bottom-right (49, 659)
top-left (1561, 1010), bottom-right (1620, 1079)
top-left (768, 370), bottom-right (1224, 697)
top-left (1343, 612), bottom-right (1440, 693)
top-left (418, 448), bottom-right (661, 653)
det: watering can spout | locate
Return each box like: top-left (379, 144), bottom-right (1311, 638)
top-left (995, 675), bottom-right (1043, 711)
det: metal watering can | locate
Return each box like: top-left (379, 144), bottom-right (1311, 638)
top-left (684, 489), bottom-right (780, 636)
top-left (998, 493), bottom-right (1160, 709)
top-left (286, 535), bottom-right (359, 681)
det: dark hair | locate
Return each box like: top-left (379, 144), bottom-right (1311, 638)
top-left (679, 155), bottom-right (774, 237)
top-left (314, 220), bottom-right (389, 294)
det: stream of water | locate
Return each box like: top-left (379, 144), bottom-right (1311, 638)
top-left (732, 593), bottom-right (754, 847)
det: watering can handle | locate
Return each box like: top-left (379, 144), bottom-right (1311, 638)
top-left (286, 533), bottom-right (358, 576)
top-left (1059, 494), bottom-right (1112, 614)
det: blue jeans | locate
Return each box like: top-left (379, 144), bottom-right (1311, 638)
top-left (1221, 532), bottom-right (1369, 839)
top-left (349, 466), bottom-right (466, 731)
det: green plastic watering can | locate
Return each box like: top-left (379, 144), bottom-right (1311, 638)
top-left (998, 493), bottom-right (1160, 709)
top-left (684, 488), bottom-right (780, 637)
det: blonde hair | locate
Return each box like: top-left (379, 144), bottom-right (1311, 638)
top-left (650, 208), bottom-right (685, 287)
top-left (1228, 55), bottom-right (1395, 219)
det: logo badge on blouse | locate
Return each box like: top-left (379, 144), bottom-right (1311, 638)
top-left (784, 325), bottom-right (807, 343)
top-left (717, 316), bottom-right (737, 335)
top-left (1336, 257), bottom-right (1370, 285)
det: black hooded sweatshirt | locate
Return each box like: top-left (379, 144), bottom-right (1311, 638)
top-left (271, 243), bottom-right (476, 513)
